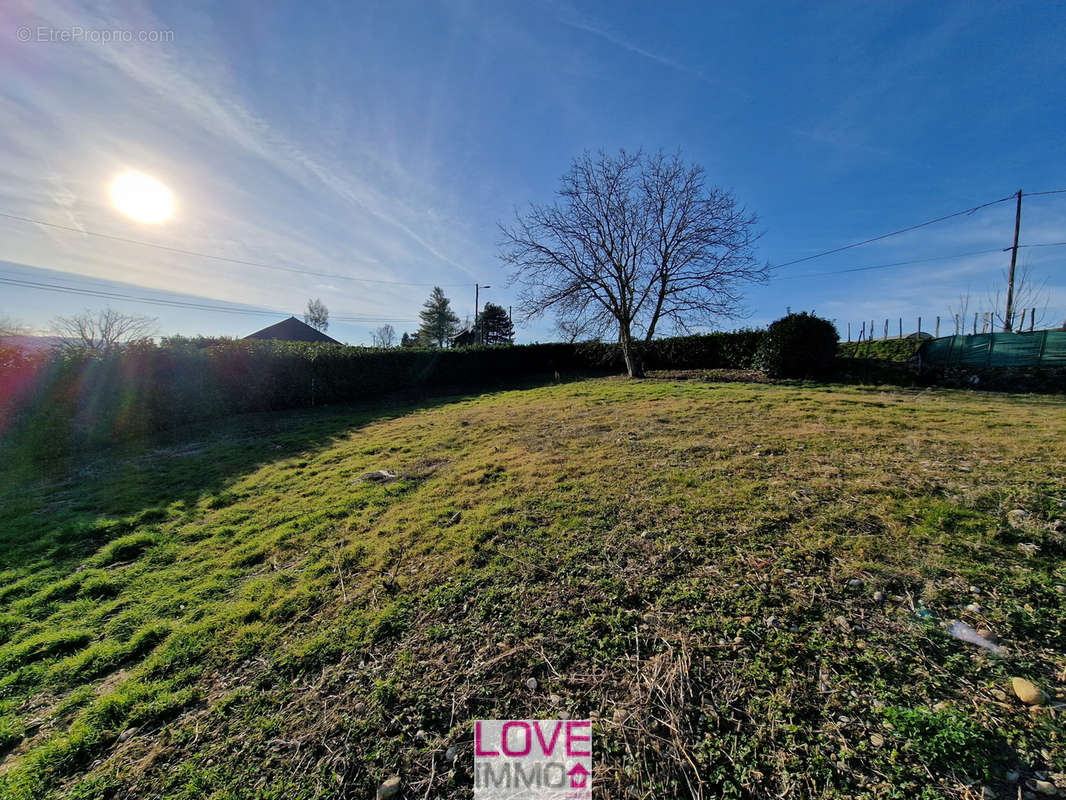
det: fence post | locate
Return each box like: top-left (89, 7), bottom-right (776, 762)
top-left (1029, 308), bottom-right (1035, 332)
top-left (898, 317), bottom-right (903, 338)
top-left (972, 313), bottom-right (977, 335)
top-left (935, 316), bottom-right (940, 338)
top-left (954, 314), bottom-right (959, 335)
top-left (859, 321), bottom-right (865, 342)
top-left (918, 316), bottom-right (922, 338)
top-left (847, 322), bottom-right (851, 343)
top-left (883, 319), bottom-right (888, 339)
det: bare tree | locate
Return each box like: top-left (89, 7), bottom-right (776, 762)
top-left (989, 263), bottom-right (1050, 331)
top-left (501, 149), bottom-right (765, 377)
top-left (304, 298), bottom-right (329, 332)
top-left (0, 314), bottom-right (28, 337)
top-left (948, 262), bottom-right (1052, 334)
top-left (641, 151), bottom-right (765, 340)
top-left (52, 308), bottom-right (157, 352)
top-left (371, 324), bottom-right (396, 348)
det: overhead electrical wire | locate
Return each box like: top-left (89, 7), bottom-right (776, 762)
top-left (772, 247), bottom-right (1008, 282)
top-left (769, 194), bottom-right (1018, 270)
top-left (778, 239), bottom-right (1066, 282)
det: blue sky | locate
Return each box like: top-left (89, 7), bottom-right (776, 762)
top-left (1, 0), bottom-right (1064, 344)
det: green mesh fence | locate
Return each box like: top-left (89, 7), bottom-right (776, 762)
top-left (919, 330), bottom-right (1066, 368)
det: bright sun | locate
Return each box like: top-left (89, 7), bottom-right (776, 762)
top-left (109, 172), bottom-right (174, 223)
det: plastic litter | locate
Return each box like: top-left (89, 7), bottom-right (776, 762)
top-left (945, 620), bottom-right (1003, 654)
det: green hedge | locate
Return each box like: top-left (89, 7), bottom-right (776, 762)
top-left (1, 331), bottom-right (765, 459)
top-left (838, 338), bottom-right (924, 362)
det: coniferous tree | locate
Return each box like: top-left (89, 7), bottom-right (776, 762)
top-left (417, 287), bottom-right (460, 347)
top-left (476, 302), bottom-right (515, 345)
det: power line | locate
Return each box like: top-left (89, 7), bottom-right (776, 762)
top-left (772, 247), bottom-right (1006, 282)
top-left (0, 210), bottom-right (475, 288)
top-left (770, 194), bottom-right (1017, 270)
top-left (0, 274), bottom-right (419, 324)
top-left (1015, 241), bottom-right (1066, 249)
top-left (1024, 189), bottom-right (1066, 198)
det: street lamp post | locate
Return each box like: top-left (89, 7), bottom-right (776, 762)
top-left (475, 283), bottom-right (491, 345)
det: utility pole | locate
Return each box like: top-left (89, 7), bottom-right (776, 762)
top-left (1004, 190), bottom-right (1022, 331)
top-left (474, 284), bottom-right (491, 345)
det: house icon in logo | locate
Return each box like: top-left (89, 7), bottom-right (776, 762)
top-left (567, 762), bottom-right (590, 789)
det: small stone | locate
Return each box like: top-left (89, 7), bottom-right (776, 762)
top-left (970, 585), bottom-right (981, 594)
top-left (966, 603), bottom-right (982, 613)
top-left (870, 732), bottom-right (884, 747)
top-left (525, 677), bottom-right (538, 691)
top-left (848, 579), bottom-right (864, 588)
top-left (873, 591), bottom-right (885, 602)
top-left (1012, 677), bottom-right (1046, 706)
top-left (1030, 779), bottom-right (1057, 795)
top-left (642, 612), bottom-right (661, 626)
top-left (117, 728), bottom-right (136, 743)
top-left (1008, 509), bottom-right (1028, 527)
top-left (549, 694), bottom-right (562, 706)
top-left (444, 745), bottom-right (457, 762)
top-left (377, 776), bottom-right (401, 800)
top-left (834, 615), bottom-right (850, 632)
top-left (991, 688), bottom-right (1008, 701)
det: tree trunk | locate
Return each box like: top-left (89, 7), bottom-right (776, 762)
top-left (619, 327), bottom-right (644, 378)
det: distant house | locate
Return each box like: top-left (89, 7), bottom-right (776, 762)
top-left (450, 328), bottom-right (476, 347)
top-left (244, 317), bottom-right (340, 344)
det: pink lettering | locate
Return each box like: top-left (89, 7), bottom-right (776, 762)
top-left (533, 720), bottom-right (563, 756)
top-left (565, 720), bottom-right (591, 756)
top-left (502, 721), bottom-right (532, 756)
top-left (474, 721), bottom-right (499, 757)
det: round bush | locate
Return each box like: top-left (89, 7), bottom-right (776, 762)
top-left (756, 312), bottom-right (839, 378)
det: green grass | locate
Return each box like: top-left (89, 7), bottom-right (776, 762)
top-left (0, 377), bottom-right (1064, 799)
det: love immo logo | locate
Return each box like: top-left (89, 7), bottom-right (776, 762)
top-left (474, 719), bottom-right (592, 799)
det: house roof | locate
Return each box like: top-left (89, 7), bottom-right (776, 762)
top-left (244, 317), bottom-right (340, 343)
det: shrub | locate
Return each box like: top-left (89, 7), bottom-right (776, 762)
top-left (756, 312), bottom-right (839, 378)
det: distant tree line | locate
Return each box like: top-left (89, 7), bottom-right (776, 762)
top-left (384, 286), bottom-right (514, 349)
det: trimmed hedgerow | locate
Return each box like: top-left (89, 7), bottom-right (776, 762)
top-left (1, 331), bottom-right (766, 459)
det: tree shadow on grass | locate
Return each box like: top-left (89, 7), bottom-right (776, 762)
top-left (0, 370), bottom-right (604, 576)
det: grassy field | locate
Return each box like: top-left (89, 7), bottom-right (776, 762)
top-left (1, 376), bottom-right (1064, 799)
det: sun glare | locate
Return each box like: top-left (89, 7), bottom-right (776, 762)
top-left (109, 172), bottom-right (174, 223)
